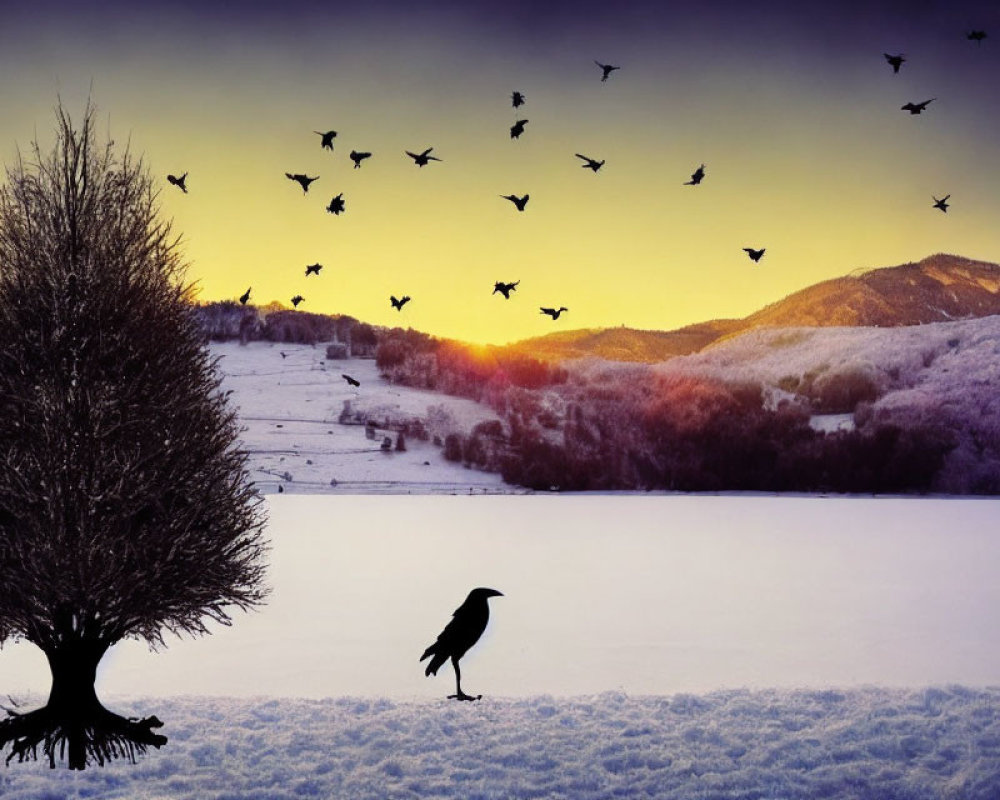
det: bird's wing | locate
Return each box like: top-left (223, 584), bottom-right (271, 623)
top-left (575, 153), bottom-right (588, 161)
top-left (421, 148), bottom-right (434, 157)
top-left (405, 151), bottom-right (417, 159)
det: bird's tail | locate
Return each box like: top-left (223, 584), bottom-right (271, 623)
top-left (420, 645), bottom-right (448, 676)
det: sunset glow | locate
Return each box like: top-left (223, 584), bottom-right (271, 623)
top-left (2, 1), bottom-right (998, 344)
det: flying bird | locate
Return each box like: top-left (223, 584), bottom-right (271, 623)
top-left (291, 295), bottom-right (304, 308)
top-left (883, 53), bottom-right (906, 73)
top-left (350, 150), bottom-right (372, 169)
top-left (575, 153), bottom-right (605, 172)
top-left (315, 130), bottom-right (337, 150)
top-left (342, 374), bottom-right (360, 388)
top-left (967, 30), bottom-right (987, 44)
top-left (510, 119), bottom-right (529, 139)
top-left (512, 91), bottom-right (525, 108)
top-left (406, 148), bottom-right (442, 167)
top-left (167, 173), bottom-right (188, 193)
top-left (933, 194), bottom-right (950, 212)
top-left (391, 295), bottom-right (411, 311)
top-left (501, 194), bottom-right (529, 211)
top-left (684, 164), bottom-right (706, 185)
top-left (420, 588), bottom-right (503, 702)
top-left (305, 263), bottom-right (323, 276)
top-left (595, 60), bottom-right (620, 81)
top-left (239, 287), bottom-right (251, 305)
top-left (540, 306), bottom-right (568, 320)
top-left (326, 194), bottom-right (346, 215)
top-left (901, 99), bottom-right (935, 114)
top-left (286, 173), bottom-right (320, 193)
top-left (493, 280), bottom-right (519, 299)
top-left (743, 247), bottom-right (766, 262)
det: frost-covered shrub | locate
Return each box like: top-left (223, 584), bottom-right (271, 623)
top-left (809, 362), bottom-right (883, 413)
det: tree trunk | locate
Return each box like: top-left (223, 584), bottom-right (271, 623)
top-left (0, 636), bottom-right (167, 770)
top-left (43, 639), bottom-right (110, 770)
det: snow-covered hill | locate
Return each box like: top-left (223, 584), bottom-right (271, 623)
top-left (212, 342), bottom-right (514, 494)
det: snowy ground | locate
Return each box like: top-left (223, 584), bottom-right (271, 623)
top-left (3, 688), bottom-right (999, 799)
top-left (212, 342), bottom-right (513, 494)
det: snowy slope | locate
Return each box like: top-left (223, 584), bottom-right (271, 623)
top-left (213, 342), bottom-right (514, 494)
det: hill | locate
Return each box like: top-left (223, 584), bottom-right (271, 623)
top-left (510, 253), bottom-right (1000, 362)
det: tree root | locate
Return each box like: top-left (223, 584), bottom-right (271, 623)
top-left (0, 705), bottom-right (167, 770)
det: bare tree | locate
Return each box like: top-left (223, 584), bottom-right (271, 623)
top-left (0, 104), bottom-right (268, 770)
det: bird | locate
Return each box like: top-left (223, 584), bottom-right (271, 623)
top-left (286, 173), bottom-right (320, 193)
top-left (315, 130), bottom-right (337, 150)
top-left (350, 150), bottom-right (372, 169)
top-left (493, 280), bottom-right (519, 299)
top-left (541, 306), bottom-right (568, 320)
top-left (405, 148), bottom-right (442, 167)
top-left (685, 164), bottom-right (706, 185)
top-left (933, 194), bottom-right (950, 212)
top-left (390, 295), bottom-right (411, 311)
top-left (901, 99), bottom-right (935, 114)
top-left (167, 173), bottom-right (188, 193)
top-left (575, 153), bottom-right (605, 172)
top-left (239, 287), bottom-right (251, 305)
top-left (305, 263), bottom-right (323, 276)
top-left (326, 194), bottom-right (346, 215)
top-left (512, 90), bottom-right (525, 108)
top-left (967, 30), bottom-right (987, 44)
top-left (595, 60), bottom-right (620, 81)
top-left (342, 374), bottom-right (360, 387)
top-left (510, 119), bottom-right (529, 139)
top-left (501, 194), bottom-right (529, 211)
top-left (743, 247), bottom-right (766, 262)
top-left (291, 295), bottom-right (304, 308)
top-left (883, 53), bottom-right (906, 73)
top-left (420, 588), bottom-right (503, 702)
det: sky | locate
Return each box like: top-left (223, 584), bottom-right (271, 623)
top-left (1, 0), bottom-right (999, 344)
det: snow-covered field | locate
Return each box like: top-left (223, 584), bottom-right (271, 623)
top-left (3, 688), bottom-right (999, 799)
top-left (212, 342), bottom-right (512, 494)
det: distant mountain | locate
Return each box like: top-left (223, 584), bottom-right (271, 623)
top-left (508, 254), bottom-right (1000, 362)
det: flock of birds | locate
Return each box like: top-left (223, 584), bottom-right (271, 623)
top-left (162, 31), bottom-right (988, 350)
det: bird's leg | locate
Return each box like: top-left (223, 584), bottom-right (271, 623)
top-left (447, 658), bottom-right (481, 702)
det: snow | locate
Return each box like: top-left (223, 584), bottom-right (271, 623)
top-left (3, 688), bottom-right (999, 798)
top-left (212, 342), bottom-right (513, 494)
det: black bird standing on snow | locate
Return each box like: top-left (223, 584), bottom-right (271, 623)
top-left (391, 294), bottom-right (411, 311)
top-left (493, 280), bottom-right (520, 299)
top-left (167, 173), bottom-right (188, 193)
top-left (901, 99), bottom-right (935, 114)
top-left (510, 119), bottom-right (529, 139)
top-left (512, 90), bottom-right (525, 108)
top-left (315, 130), bottom-right (338, 150)
top-left (501, 194), bottom-right (529, 211)
top-left (575, 153), bottom-right (605, 172)
top-left (743, 248), bottom-right (766, 262)
top-left (326, 194), bottom-right (346, 215)
top-left (883, 53), bottom-right (906, 73)
top-left (541, 306), bottom-right (568, 320)
top-left (305, 263), bottom-right (323, 276)
top-left (350, 150), bottom-right (372, 169)
top-left (595, 60), bottom-right (620, 81)
top-left (933, 194), bottom-right (950, 212)
top-left (406, 148), bottom-right (442, 167)
top-left (420, 588), bottom-right (503, 702)
top-left (685, 164), bottom-right (706, 185)
top-left (291, 295), bottom-right (304, 308)
top-left (239, 287), bottom-right (251, 305)
top-left (342, 374), bottom-right (360, 388)
top-left (286, 173), bottom-right (320, 193)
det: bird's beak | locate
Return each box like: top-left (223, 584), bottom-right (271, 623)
top-left (488, 590), bottom-right (504, 598)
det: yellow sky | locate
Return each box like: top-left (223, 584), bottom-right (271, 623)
top-left (3, 17), bottom-right (999, 344)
